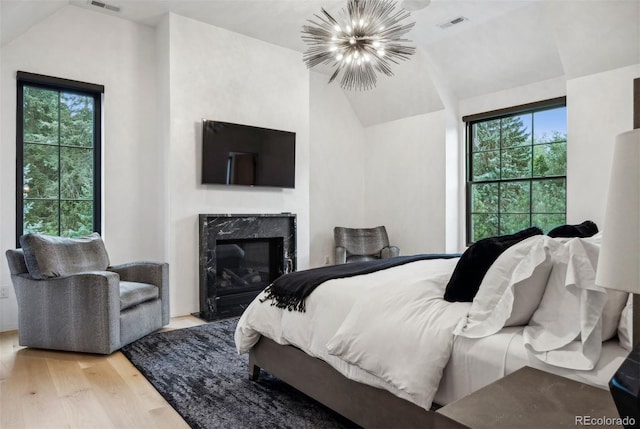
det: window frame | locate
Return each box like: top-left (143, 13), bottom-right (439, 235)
top-left (464, 96), bottom-right (567, 245)
top-left (16, 71), bottom-right (104, 246)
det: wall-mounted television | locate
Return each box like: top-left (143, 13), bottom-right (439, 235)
top-left (202, 120), bottom-right (296, 189)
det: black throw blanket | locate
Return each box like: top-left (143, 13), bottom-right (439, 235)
top-left (261, 254), bottom-right (459, 312)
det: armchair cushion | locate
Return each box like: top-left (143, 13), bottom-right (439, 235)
top-left (109, 261), bottom-right (170, 326)
top-left (120, 281), bottom-right (159, 311)
top-left (20, 233), bottom-right (110, 279)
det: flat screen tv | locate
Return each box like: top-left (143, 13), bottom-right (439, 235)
top-left (202, 120), bottom-right (296, 189)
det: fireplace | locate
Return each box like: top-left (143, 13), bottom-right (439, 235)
top-left (198, 213), bottom-right (296, 320)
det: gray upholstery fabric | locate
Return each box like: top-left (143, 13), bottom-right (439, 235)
top-left (120, 281), bottom-right (159, 311)
top-left (20, 233), bottom-right (110, 279)
top-left (120, 299), bottom-right (162, 347)
top-left (6, 249), bottom-right (28, 275)
top-left (5, 234), bottom-right (170, 354)
top-left (109, 261), bottom-right (170, 326)
top-left (334, 226), bottom-right (400, 264)
top-left (10, 270), bottom-right (121, 354)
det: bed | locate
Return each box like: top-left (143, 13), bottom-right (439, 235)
top-left (235, 231), bottom-right (632, 428)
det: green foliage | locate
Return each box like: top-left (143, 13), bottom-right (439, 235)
top-left (469, 109), bottom-right (567, 242)
top-left (22, 86), bottom-right (95, 238)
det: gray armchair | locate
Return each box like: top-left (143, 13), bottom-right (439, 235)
top-left (5, 233), bottom-right (169, 354)
top-left (334, 226), bottom-right (400, 264)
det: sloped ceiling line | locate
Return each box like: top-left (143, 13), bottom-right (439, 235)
top-left (2, 0), bottom-right (639, 126)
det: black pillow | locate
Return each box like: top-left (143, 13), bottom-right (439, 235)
top-left (444, 227), bottom-right (543, 303)
top-left (547, 220), bottom-right (598, 238)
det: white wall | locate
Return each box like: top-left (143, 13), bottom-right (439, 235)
top-left (164, 14), bottom-right (310, 317)
top-left (156, 15), bottom-right (172, 264)
top-left (309, 76), bottom-right (450, 260)
top-left (363, 111), bottom-right (447, 255)
top-left (566, 64), bottom-right (640, 226)
top-left (459, 76), bottom-right (567, 120)
top-left (0, 6), bottom-right (161, 331)
top-left (309, 71), bottom-right (366, 267)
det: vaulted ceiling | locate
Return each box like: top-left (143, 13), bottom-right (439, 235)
top-left (2, 0), bottom-right (639, 126)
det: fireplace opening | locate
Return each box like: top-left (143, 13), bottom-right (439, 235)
top-left (198, 213), bottom-right (296, 321)
top-left (215, 237), bottom-right (284, 296)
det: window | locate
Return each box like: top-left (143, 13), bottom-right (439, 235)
top-left (16, 72), bottom-right (103, 245)
top-left (465, 97), bottom-right (567, 243)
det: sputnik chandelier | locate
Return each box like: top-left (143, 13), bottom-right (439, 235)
top-left (301, 0), bottom-right (416, 91)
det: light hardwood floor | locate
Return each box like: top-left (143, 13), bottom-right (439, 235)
top-left (0, 315), bottom-right (205, 429)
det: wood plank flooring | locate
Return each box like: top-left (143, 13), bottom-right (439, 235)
top-left (0, 315), bottom-right (205, 429)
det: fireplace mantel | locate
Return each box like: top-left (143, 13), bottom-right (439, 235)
top-left (197, 213), bottom-right (297, 320)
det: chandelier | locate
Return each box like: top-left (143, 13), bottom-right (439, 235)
top-left (301, 0), bottom-right (416, 91)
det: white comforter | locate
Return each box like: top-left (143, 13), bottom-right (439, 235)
top-left (235, 257), bottom-right (471, 410)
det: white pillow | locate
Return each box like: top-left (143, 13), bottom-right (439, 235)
top-left (549, 232), bottom-right (625, 341)
top-left (601, 289), bottom-right (628, 341)
top-left (617, 295), bottom-right (633, 351)
top-left (584, 231), bottom-right (602, 244)
top-left (523, 237), bottom-right (608, 370)
top-left (454, 236), bottom-right (558, 338)
top-left (561, 233), bottom-right (624, 341)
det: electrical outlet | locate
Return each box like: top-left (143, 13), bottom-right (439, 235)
top-left (324, 255), bottom-right (330, 265)
top-left (0, 287), bottom-right (9, 299)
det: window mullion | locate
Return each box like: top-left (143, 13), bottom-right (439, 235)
top-left (498, 119), bottom-right (503, 235)
top-left (57, 91), bottom-right (62, 236)
top-left (530, 112), bottom-right (534, 228)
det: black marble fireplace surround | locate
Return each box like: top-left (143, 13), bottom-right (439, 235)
top-left (198, 213), bottom-right (297, 321)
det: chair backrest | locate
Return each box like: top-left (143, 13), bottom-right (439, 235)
top-left (18, 233), bottom-right (110, 279)
top-left (5, 249), bottom-right (28, 275)
top-left (334, 226), bottom-right (390, 256)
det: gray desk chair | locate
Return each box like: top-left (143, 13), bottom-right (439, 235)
top-left (5, 233), bottom-right (169, 354)
top-left (334, 226), bottom-right (400, 264)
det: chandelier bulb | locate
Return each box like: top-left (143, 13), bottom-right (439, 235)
top-left (301, 0), bottom-right (416, 90)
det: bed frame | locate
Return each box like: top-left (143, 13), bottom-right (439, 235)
top-left (248, 77), bottom-right (640, 429)
top-left (248, 336), bottom-right (468, 429)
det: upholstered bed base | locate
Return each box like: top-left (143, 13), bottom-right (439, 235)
top-left (248, 337), bottom-right (467, 429)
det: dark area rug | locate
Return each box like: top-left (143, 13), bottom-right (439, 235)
top-left (121, 318), bottom-right (357, 429)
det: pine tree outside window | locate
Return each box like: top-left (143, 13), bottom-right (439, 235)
top-left (465, 98), bottom-right (567, 243)
top-left (16, 72), bottom-right (103, 245)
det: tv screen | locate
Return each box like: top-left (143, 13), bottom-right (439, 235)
top-left (202, 120), bottom-right (296, 188)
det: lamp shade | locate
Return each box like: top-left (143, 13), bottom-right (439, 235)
top-left (595, 128), bottom-right (640, 294)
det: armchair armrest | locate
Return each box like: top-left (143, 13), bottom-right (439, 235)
top-left (11, 271), bottom-right (121, 354)
top-left (335, 246), bottom-right (347, 265)
top-left (381, 246), bottom-right (400, 259)
top-left (108, 261), bottom-right (169, 325)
